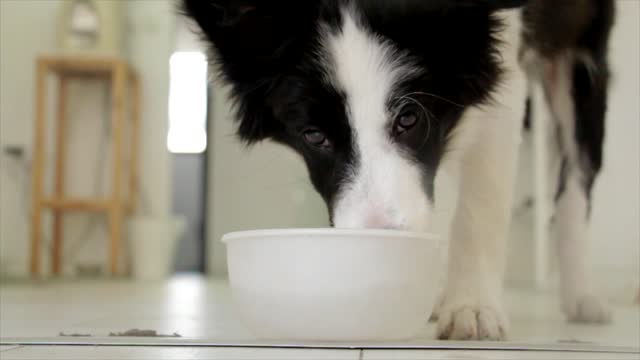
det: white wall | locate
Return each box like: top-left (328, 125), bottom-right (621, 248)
top-left (125, 0), bottom-right (175, 220)
top-left (589, 0), bottom-right (640, 299)
top-left (0, 0), bottom-right (175, 278)
top-left (0, 0), bottom-right (59, 276)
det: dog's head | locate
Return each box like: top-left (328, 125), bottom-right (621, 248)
top-left (182, 0), bottom-right (525, 231)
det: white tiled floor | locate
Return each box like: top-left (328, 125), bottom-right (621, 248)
top-left (362, 350), bottom-right (639, 359)
top-left (1, 275), bottom-right (638, 359)
top-left (1, 347), bottom-right (638, 360)
top-left (0, 346), bottom-right (359, 360)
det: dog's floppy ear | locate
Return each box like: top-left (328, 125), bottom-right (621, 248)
top-left (359, 0), bottom-right (527, 16)
top-left (446, 0), bottom-right (528, 10)
top-left (479, 0), bottom-right (528, 9)
top-left (181, 0), bottom-right (316, 75)
top-left (181, 0), bottom-right (317, 143)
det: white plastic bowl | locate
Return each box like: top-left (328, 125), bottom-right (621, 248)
top-left (222, 228), bottom-right (442, 341)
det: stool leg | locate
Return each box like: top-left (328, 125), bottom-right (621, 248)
top-left (109, 64), bottom-right (126, 276)
top-left (30, 60), bottom-right (47, 277)
top-left (52, 76), bottom-right (68, 275)
top-left (128, 73), bottom-right (140, 213)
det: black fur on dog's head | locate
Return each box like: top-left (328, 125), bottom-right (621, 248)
top-left (181, 0), bottom-right (526, 230)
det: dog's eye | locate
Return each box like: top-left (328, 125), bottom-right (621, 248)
top-left (393, 110), bottom-right (419, 135)
top-left (302, 128), bottom-right (331, 150)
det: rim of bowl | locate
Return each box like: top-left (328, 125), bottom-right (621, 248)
top-left (222, 228), bottom-right (439, 243)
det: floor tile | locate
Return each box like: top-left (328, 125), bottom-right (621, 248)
top-left (0, 277), bottom-right (249, 339)
top-left (362, 349), bottom-right (640, 360)
top-left (505, 290), bottom-right (640, 348)
top-left (1, 275), bottom-right (638, 352)
top-left (0, 346), bottom-right (360, 360)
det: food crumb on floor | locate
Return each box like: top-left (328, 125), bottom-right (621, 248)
top-left (108, 329), bottom-right (181, 337)
top-left (557, 339), bottom-right (593, 344)
top-left (58, 332), bottom-right (91, 337)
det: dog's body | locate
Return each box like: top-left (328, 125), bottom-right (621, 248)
top-left (183, 0), bottom-right (615, 340)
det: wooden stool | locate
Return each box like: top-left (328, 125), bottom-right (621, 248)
top-left (30, 56), bottom-right (140, 277)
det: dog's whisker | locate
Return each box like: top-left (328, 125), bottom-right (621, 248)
top-left (402, 91), bottom-right (464, 108)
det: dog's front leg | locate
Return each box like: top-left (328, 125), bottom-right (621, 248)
top-left (433, 8), bottom-right (526, 340)
top-left (435, 110), bottom-right (522, 340)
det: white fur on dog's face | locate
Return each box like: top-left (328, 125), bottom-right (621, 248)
top-left (323, 10), bottom-right (432, 231)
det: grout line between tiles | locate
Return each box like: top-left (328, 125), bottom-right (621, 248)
top-left (0, 345), bottom-right (22, 353)
top-left (2, 338), bottom-right (638, 353)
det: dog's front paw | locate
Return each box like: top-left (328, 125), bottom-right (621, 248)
top-left (437, 302), bottom-right (509, 340)
top-left (564, 294), bottom-right (612, 324)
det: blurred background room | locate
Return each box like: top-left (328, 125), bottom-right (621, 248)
top-left (0, 0), bottom-right (638, 357)
top-left (0, 0), bottom-right (331, 282)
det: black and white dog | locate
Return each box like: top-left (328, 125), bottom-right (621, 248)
top-left (182, 0), bottom-right (615, 340)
